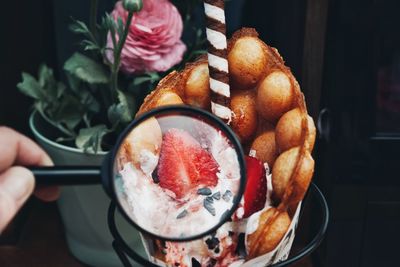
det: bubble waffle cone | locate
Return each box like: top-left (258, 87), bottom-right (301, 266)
top-left (138, 28), bottom-right (316, 265)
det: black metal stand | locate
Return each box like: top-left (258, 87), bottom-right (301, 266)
top-left (108, 183), bottom-right (329, 267)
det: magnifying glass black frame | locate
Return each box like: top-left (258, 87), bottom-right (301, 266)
top-left (32, 105), bottom-right (247, 242)
top-left (107, 105), bottom-right (247, 242)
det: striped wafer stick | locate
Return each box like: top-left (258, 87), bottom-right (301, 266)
top-left (203, 0), bottom-right (232, 123)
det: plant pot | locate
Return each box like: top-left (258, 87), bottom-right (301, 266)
top-left (29, 111), bottom-right (146, 267)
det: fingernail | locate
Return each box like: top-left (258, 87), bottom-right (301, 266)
top-left (41, 155), bottom-right (54, 167)
top-left (3, 168), bottom-right (34, 202)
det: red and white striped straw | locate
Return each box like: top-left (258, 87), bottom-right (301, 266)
top-left (203, 0), bottom-right (232, 123)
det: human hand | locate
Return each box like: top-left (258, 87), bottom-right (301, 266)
top-left (0, 127), bottom-right (60, 232)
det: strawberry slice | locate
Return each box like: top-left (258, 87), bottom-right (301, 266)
top-left (157, 128), bottom-right (219, 199)
top-left (243, 156), bottom-right (267, 218)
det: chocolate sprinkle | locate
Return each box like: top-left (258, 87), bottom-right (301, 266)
top-left (236, 233), bottom-right (247, 257)
top-left (151, 167), bottom-right (159, 183)
top-left (205, 236), bottom-right (220, 250)
top-left (207, 258), bottom-right (217, 267)
top-left (176, 209), bottom-right (188, 219)
top-left (222, 190), bottom-right (232, 202)
top-left (214, 247), bottom-right (220, 254)
top-left (203, 197), bottom-right (216, 216)
top-left (192, 258), bottom-right (201, 267)
top-left (212, 192), bottom-right (221, 200)
top-left (197, 187), bottom-right (212, 196)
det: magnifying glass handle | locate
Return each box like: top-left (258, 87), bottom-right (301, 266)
top-left (31, 166), bottom-right (101, 186)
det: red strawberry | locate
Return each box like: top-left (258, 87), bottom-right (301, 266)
top-left (157, 128), bottom-right (219, 199)
top-left (243, 156), bottom-right (267, 218)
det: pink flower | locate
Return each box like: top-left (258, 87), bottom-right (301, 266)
top-left (107, 0), bottom-right (186, 74)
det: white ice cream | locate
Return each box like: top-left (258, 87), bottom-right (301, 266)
top-left (138, 149), bottom-right (159, 176)
top-left (119, 129), bottom-right (241, 239)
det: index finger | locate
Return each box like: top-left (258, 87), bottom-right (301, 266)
top-left (0, 127), bottom-right (52, 172)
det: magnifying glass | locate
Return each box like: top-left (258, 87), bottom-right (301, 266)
top-left (31, 106), bottom-right (246, 242)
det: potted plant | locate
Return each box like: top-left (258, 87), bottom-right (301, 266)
top-left (17, 0), bottom-right (205, 266)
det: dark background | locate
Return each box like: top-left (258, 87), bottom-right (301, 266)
top-left (0, 1), bottom-right (55, 134)
top-left (1, 0), bottom-right (400, 266)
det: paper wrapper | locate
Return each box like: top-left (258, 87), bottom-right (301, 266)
top-left (139, 172), bottom-right (302, 267)
top-left (241, 203), bottom-right (301, 267)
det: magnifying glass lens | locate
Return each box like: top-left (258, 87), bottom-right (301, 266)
top-left (113, 108), bottom-right (244, 241)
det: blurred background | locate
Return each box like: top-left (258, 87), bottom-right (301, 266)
top-left (1, 0), bottom-right (400, 266)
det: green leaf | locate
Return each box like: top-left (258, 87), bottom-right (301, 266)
top-left (98, 15), bottom-right (113, 44)
top-left (107, 104), bottom-right (123, 126)
top-left (69, 19), bottom-right (90, 36)
top-left (81, 40), bottom-right (101, 51)
top-left (64, 52), bottom-right (109, 84)
top-left (56, 82), bottom-right (66, 99)
top-left (117, 17), bottom-right (125, 39)
top-left (107, 90), bottom-right (136, 125)
top-left (104, 14), bottom-right (118, 50)
top-left (80, 90), bottom-right (101, 113)
top-left (34, 101), bottom-right (46, 117)
top-left (132, 72), bottom-right (161, 86)
top-left (65, 72), bottom-right (100, 114)
top-left (132, 76), bottom-right (153, 86)
top-left (104, 13), bottom-right (117, 31)
top-left (65, 72), bottom-right (81, 93)
top-left (88, 100), bottom-right (101, 113)
top-left (118, 90), bottom-right (135, 122)
top-left (38, 64), bottom-right (59, 100)
top-left (17, 72), bottom-right (45, 100)
top-left (52, 94), bottom-right (83, 130)
top-left (75, 124), bottom-right (109, 153)
top-left (148, 72), bottom-right (161, 81)
top-left (35, 104), bottom-right (77, 138)
top-left (38, 64), bottom-right (55, 88)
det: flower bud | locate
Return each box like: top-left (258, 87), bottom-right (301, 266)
top-left (122, 0), bottom-right (143, 13)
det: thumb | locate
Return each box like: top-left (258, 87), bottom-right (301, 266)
top-left (0, 167), bottom-right (35, 232)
